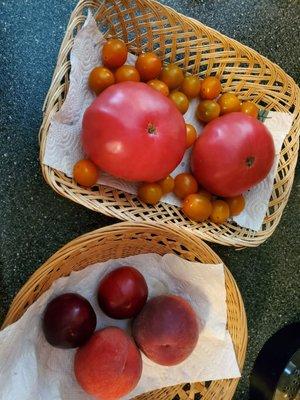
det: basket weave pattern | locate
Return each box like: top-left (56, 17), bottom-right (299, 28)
top-left (39, 0), bottom-right (300, 247)
top-left (2, 222), bottom-right (247, 400)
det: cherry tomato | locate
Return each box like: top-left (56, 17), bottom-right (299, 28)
top-left (218, 93), bottom-right (241, 115)
top-left (135, 52), bottom-right (162, 81)
top-left (241, 101), bottom-right (259, 118)
top-left (210, 200), bottom-right (230, 224)
top-left (147, 79), bottom-right (169, 96)
top-left (182, 194), bottom-right (212, 222)
top-left (196, 100), bottom-right (221, 123)
top-left (225, 195), bottom-right (245, 216)
top-left (169, 91), bottom-right (189, 114)
top-left (97, 266), bottom-right (148, 319)
top-left (181, 75), bottom-right (201, 98)
top-left (138, 183), bottom-right (162, 205)
top-left (174, 173), bottom-right (198, 199)
top-left (157, 175), bottom-right (174, 194)
top-left (160, 64), bottom-right (184, 90)
top-left (186, 124), bottom-right (197, 148)
top-left (102, 38), bottom-right (128, 69)
top-left (88, 67), bottom-right (115, 95)
top-left (199, 76), bottom-right (221, 100)
top-left (73, 159), bottom-right (99, 187)
top-left (198, 189), bottom-right (213, 201)
top-left (115, 65), bottom-right (140, 83)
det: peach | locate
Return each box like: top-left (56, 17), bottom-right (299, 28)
top-left (74, 327), bottom-right (142, 400)
top-left (132, 295), bottom-right (200, 366)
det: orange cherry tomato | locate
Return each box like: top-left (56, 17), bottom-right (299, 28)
top-left (88, 67), bottom-right (115, 95)
top-left (73, 159), bottom-right (99, 187)
top-left (181, 75), bottom-right (202, 98)
top-left (210, 200), bottom-right (230, 224)
top-left (185, 124), bottom-right (197, 148)
top-left (182, 194), bottom-right (212, 222)
top-left (241, 101), bottom-right (259, 118)
top-left (102, 38), bottom-right (128, 69)
top-left (218, 93), bottom-right (241, 115)
top-left (196, 100), bottom-right (221, 123)
top-left (199, 76), bottom-right (222, 100)
top-left (225, 195), bottom-right (245, 216)
top-left (157, 175), bottom-right (175, 194)
top-left (138, 183), bottom-right (162, 205)
top-left (198, 189), bottom-right (213, 201)
top-left (135, 52), bottom-right (162, 81)
top-left (160, 64), bottom-right (184, 90)
top-left (174, 173), bottom-right (198, 199)
top-left (147, 79), bottom-right (169, 96)
top-left (115, 65), bottom-right (140, 83)
top-left (169, 91), bottom-right (189, 114)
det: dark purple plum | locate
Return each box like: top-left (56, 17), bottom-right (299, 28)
top-left (42, 293), bottom-right (96, 348)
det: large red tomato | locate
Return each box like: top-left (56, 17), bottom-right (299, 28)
top-left (82, 82), bottom-right (186, 182)
top-left (191, 112), bottom-right (275, 197)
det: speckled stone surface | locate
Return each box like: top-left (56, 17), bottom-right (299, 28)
top-left (0, 0), bottom-right (299, 399)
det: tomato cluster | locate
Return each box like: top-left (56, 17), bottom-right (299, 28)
top-left (138, 173), bottom-right (245, 224)
top-left (74, 37), bottom-right (253, 224)
top-left (196, 77), bottom-right (259, 122)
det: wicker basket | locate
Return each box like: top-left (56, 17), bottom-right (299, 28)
top-left (39, 0), bottom-right (300, 248)
top-left (2, 222), bottom-right (247, 400)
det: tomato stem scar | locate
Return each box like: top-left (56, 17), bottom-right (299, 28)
top-left (147, 122), bottom-right (157, 135)
top-left (246, 156), bottom-right (255, 167)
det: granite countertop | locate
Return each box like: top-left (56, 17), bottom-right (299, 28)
top-left (0, 0), bottom-right (299, 399)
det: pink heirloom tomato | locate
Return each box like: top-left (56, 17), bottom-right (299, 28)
top-left (191, 112), bottom-right (275, 197)
top-left (82, 82), bottom-right (186, 182)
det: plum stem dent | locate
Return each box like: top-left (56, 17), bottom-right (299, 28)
top-left (147, 122), bottom-right (157, 135)
top-left (246, 156), bottom-right (255, 168)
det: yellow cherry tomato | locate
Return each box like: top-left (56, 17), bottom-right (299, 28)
top-left (135, 52), bottom-right (162, 81)
top-left (115, 65), bottom-right (140, 83)
top-left (102, 38), bottom-right (128, 69)
top-left (186, 124), bottom-right (198, 148)
top-left (199, 76), bottom-right (222, 100)
top-left (225, 195), bottom-right (245, 216)
top-left (181, 75), bottom-right (202, 98)
top-left (138, 183), bottom-right (162, 205)
top-left (210, 200), bottom-right (230, 224)
top-left (73, 159), bottom-right (99, 187)
top-left (198, 189), bottom-right (213, 201)
top-left (174, 173), bottom-right (198, 199)
top-left (88, 67), bottom-right (115, 95)
top-left (157, 175), bottom-right (175, 194)
top-left (196, 100), bottom-right (221, 123)
top-left (169, 91), bottom-right (189, 114)
top-left (218, 93), bottom-right (241, 115)
top-left (160, 64), bottom-right (184, 90)
top-left (241, 101), bottom-right (259, 118)
top-left (147, 79), bottom-right (169, 96)
top-left (182, 194), bottom-right (213, 222)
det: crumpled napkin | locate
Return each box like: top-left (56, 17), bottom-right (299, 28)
top-left (0, 253), bottom-right (241, 400)
top-left (43, 12), bottom-right (294, 231)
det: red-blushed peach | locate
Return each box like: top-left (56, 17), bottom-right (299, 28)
top-left (132, 295), bottom-right (200, 366)
top-left (74, 327), bottom-right (142, 400)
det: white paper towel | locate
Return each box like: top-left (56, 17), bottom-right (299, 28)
top-left (43, 12), bottom-right (294, 232)
top-left (0, 253), bottom-right (240, 400)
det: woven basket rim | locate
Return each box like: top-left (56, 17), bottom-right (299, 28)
top-left (155, 0), bottom-right (299, 86)
top-left (39, 0), bottom-right (300, 248)
top-left (1, 221), bottom-right (248, 400)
